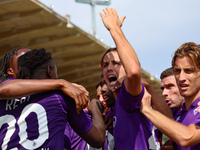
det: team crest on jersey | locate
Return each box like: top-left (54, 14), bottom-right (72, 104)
top-left (193, 108), bottom-right (198, 115)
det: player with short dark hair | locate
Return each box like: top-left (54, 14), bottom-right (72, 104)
top-left (0, 48), bottom-right (105, 149)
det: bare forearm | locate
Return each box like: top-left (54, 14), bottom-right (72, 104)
top-left (91, 109), bottom-right (105, 142)
top-left (82, 108), bottom-right (105, 148)
top-left (92, 110), bottom-right (105, 131)
top-left (0, 79), bottom-right (66, 99)
top-left (100, 8), bottom-right (141, 95)
top-left (142, 108), bottom-right (196, 147)
top-left (110, 26), bottom-right (142, 96)
top-left (109, 27), bottom-right (140, 77)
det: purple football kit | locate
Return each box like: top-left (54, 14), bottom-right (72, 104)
top-left (175, 98), bottom-right (200, 150)
top-left (0, 79), bottom-right (92, 150)
top-left (113, 81), bottom-right (160, 150)
top-left (64, 110), bottom-right (91, 150)
top-left (65, 122), bottom-right (88, 150)
top-left (65, 110), bottom-right (114, 150)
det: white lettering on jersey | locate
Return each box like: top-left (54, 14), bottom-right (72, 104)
top-left (0, 115), bottom-right (16, 150)
top-left (1, 103), bottom-right (49, 149)
top-left (6, 96), bottom-right (30, 111)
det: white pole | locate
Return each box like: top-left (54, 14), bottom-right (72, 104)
top-left (91, 0), bottom-right (96, 37)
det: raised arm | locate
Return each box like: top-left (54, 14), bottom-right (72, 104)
top-left (100, 8), bottom-right (142, 96)
top-left (0, 79), bottom-right (89, 113)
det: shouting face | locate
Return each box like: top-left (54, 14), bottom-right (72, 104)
top-left (101, 51), bottom-right (126, 91)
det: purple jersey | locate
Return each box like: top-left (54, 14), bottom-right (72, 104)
top-left (65, 109), bottom-right (114, 150)
top-left (175, 98), bottom-right (200, 150)
top-left (64, 110), bottom-right (91, 150)
top-left (65, 122), bottom-right (88, 150)
top-left (113, 82), bottom-right (160, 150)
top-left (105, 109), bottom-right (115, 149)
top-left (172, 108), bottom-right (182, 121)
top-left (0, 82), bottom-right (92, 149)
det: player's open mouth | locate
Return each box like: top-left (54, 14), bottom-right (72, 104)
top-left (108, 75), bottom-right (117, 84)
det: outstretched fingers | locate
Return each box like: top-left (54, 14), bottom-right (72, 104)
top-left (100, 7), bottom-right (126, 30)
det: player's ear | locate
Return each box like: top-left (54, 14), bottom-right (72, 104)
top-left (47, 65), bottom-right (53, 78)
top-left (7, 68), bottom-right (14, 77)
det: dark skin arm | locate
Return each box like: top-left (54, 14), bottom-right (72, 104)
top-left (161, 139), bottom-right (178, 150)
top-left (141, 78), bottom-right (173, 119)
top-left (103, 114), bottom-right (113, 130)
top-left (0, 79), bottom-right (89, 113)
top-left (87, 98), bottom-right (113, 130)
top-left (161, 146), bottom-right (176, 150)
top-left (81, 99), bottom-right (105, 148)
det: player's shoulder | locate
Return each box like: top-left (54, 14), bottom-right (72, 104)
top-left (31, 90), bottom-right (70, 100)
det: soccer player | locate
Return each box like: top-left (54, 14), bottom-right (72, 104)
top-left (0, 47), bottom-right (89, 113)
top-left (140, 42), bottom-right (200, 149)
top-left (0, 48), bottom-right (105, 149)
top-left (160, 67), bottom-right (184, 112)
top-left (99, 8), bottom-right (160, 149)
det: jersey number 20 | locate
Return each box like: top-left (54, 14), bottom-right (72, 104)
top-left (0, 103), bottom-right (49, 149)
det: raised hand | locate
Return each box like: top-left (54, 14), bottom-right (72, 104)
top-left (99, 7), bottom-right (126, 31)
top-left (87, 99), bottom-right (104, 114)
top-left (140, 88), bottom-right (152, 114)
